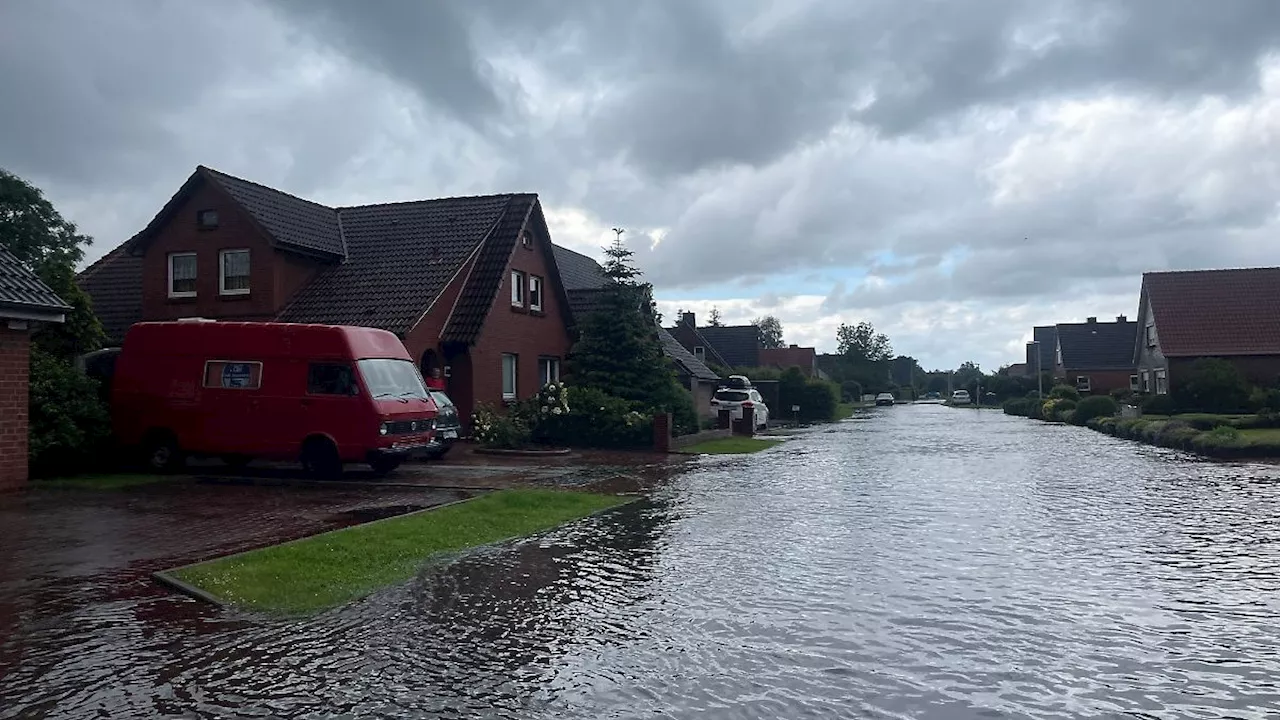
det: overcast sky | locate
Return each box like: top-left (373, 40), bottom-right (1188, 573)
top-left (4, 0), bottom-right (1280, 370)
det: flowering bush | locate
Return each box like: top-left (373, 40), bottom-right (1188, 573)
top-left (535, 381), bottom-right (570, 418)
top-left (470, 402), bottom-right (531, 449)
top-left (533, 386), bottom-right (652, 449)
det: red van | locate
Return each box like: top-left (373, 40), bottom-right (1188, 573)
top-left (111, 320), bottom-right (438, 478)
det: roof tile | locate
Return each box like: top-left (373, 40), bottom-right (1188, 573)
top-left (1145, 267), bottom-right (1280, 357)
top-left (75, 245), bottom-right (141, 344)
top-left (0, 245), bottom-right (69, 315)
top-left (442, 195), bottom-right (535, 344)
top-left (1056, 320), bottom-right (1137, 370)
top-left (203, 167), bottom-right (345, 257)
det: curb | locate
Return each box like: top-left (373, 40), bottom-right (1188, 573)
top-left (473, 447), bottom-right (572, 457)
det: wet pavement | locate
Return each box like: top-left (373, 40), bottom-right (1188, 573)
top-left (6, 405), bottom-right (1280, 717)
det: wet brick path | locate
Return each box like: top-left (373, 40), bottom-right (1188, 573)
top-left (0, 482), bottom-right (471, 677)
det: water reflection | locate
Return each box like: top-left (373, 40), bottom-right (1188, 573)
top-left (7, 407), bottom-right (1280, 718)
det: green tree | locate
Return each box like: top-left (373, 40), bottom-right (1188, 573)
top-left (0, 169), bottom-right (104, 359)
top-left (565, 233), bottom-right (696, 432)
top-left (708, 307), bottom-right (723, 326)
top-left (1176, 358), bottom-right (1252, 414)
top-left (836, 321), bottom-right (892, 361)
top-left (754, 315), bottom-right (784, 349)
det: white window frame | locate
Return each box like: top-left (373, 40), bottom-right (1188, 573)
top-left (1076, 375), bottom-right (1091, 392)
top-left (538, 357), bottom-right (560, 386)
top-left (502, 353), bottom-right (518, 400)
top-left (1146, 324), bottom-right (1157, 347)
top-left (1129, 374), bottom-right (1139, 391)
top-left (1140, 370), bottom-right (1150, 392)
top-left (510, 271), bottom-right (525, 307)
top-left (694, 346), bottom-right (705, 360)
top-left (167, 252), bottom-right (197, 298)
top-left (1155, 368), bottom-right (1168, 395)
top-left (219, 248), bottom-right (251, 296)
top-left (529, 275), bottom-right (543, 312)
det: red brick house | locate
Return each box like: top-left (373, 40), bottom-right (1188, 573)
top-left (1053, 315), bottom-right (1138, 395)
top-left (77, 165), bottom-right (575, 423)
top-left (759, 345), bottom-right (820, 376)
top-left (0, 246), bottom-right (69, 490)
top-left (1134, 267), bottom-right (1280, 395)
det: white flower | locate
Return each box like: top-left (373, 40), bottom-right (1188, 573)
top-left (540, 406), bottom-right (549, 414)
top-left (552, 406), bottom-right (563, 415)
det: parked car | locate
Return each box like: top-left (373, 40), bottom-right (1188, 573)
top-left (420, 389), bottom-right (460, 460)
top-left (711, 387), bottom-right (770, 430)
top-left (875, 392), bottom-right (896, 406)
top-left (111, 320), bottom-right (438, 479)
top-left (950, 389), bottom-right (972, 405)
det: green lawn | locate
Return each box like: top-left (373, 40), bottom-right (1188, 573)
top-left (1240, 428), bottom-right (1280, 443)
top-left (683, 437), bottom-right (782, 455)
top-left (34, 474), bottom-right (170, 490)
top-left (167, 488), bottom-right (628, 615)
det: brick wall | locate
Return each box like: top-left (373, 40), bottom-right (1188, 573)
top-left (467, 230), bottom-right (573, 418)
top-left (0, 326), bottom-right (31, 491)
top-left (1065, 368), bottom-right (1135, 395)
top-left (140, 180), bottom-right (325, 323)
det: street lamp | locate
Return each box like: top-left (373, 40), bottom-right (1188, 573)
top-left (1031, 340), bottom-right (1043, 398)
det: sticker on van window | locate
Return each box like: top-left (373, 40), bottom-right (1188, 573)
top-left (222, 363), bottom-right (255, 388)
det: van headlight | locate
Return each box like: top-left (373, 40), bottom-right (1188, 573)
top-left (379, 422), bottom-right (389, 436)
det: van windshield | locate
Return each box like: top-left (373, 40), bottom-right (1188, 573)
top-left (357, 359), bottom-right (429, 400)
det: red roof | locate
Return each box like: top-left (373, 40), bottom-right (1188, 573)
top-left (1144, 267), bottom-right (1280, 357)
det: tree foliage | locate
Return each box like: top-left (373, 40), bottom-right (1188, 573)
top-left (28, 347), bottom-right (112, 476)
top-left (754, 315), bottom-right (784, 349)
top-left (0, 168), bottom-right (104, 359)
top-left (708, 307), bottom-right (723, 326)
top-left (836, 321), bottom-right (892, 362)
top-left (565, 233), bottom-right (697, 434)
top-left (1176, 358), bottom-right (1252, 414)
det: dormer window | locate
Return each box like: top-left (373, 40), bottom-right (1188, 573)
top-left (197, 209), bottom-right (219, 229)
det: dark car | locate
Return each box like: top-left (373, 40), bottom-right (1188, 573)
top-left (421, 389), bottom-right (461, 460)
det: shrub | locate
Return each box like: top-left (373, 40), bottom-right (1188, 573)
top-left (1041, 397), bottom-right (1076, 422)
top-left (1140, 393), bottom-right (1177, 416)
top-left (29, 349), bottom-right (112, 477)
top-left (799, 379), bottom-right (839, 422)
top-left (1049, 384), bottom-right (1081, 402)
top-left (1153, 420), bottom-right (1198, 449)
top-left (1071, 395), bottom-right (1119, 426)
top-left (1249, 387), bottom-right (1280, 413)
top-left (1002, 398), bottom-right (1034, 417)
top-left (1175, 358), bottom-right (1251, 414)
top-left (470, 403), bottom-right (532, 449)
top-left (534, 386), bottom-right (651, 449)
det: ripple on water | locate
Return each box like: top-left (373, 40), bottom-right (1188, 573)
top-left (5, 406), bottom-right (1280, 718)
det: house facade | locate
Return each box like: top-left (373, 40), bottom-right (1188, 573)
top-left (77, 165), bottom-right (574, 423)
top-left (0, 247), bottom-right (69, 490)
top-left (1053, 315), bottom-right (1138, 395)
top-left (760, 346), bottom-right (820, 376)
top-left (1134, 268), bottom-right (1280, 395)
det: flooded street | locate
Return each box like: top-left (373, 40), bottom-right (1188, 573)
top-left (6, 404), bottom-right (1280, 718)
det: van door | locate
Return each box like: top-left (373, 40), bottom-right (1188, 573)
top-left (301, 361), bottom-right (368, 461)
top-left (200, 359), bottom-right (265, 455)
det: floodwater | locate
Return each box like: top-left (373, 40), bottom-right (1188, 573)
top-left (5, 405), bottom-right (1280, 718)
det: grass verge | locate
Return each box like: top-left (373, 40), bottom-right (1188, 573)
top-left (167, 488), bottom-right (627, 615)
top-left (34, 474), bottom-right (170, 490)
top-left (683, 437), bottom-right (782, 455)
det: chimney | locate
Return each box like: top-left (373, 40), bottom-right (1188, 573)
top-left (682, 312), bottom-right (696, 327)
top-left (1086, 316), bottom-right (1097, 324)
top-left (789, 344), bottom-right (798, 348)
top-left (1116, 314), bottom-right (1127, 322)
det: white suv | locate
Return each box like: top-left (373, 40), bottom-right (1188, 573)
top-left (951, 389), bottom-right (972, 405)
top-left (711, 387), bottom-right (770, 430)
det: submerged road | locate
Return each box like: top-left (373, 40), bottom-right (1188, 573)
top-left (4, 404), bottom-right (1280, 718)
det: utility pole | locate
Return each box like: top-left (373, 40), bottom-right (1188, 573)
top-left (1033, 340), bottom-right (1043, 398)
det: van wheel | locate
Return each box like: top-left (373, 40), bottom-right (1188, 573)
top-left (370, 457), bottom-right (401, 477)
top-left (143, 432), bottom-right (184, 473)
top-left (301, 438), bottom-right (342, 480)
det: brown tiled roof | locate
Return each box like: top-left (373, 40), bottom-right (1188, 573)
top-left (441, 195), bottom-right (537, 344)
top-left (658, 326), bottom-right (720, 381)
top-left (0, 245), bottom-right (69, 317)
top-left (75, 245), bottom-right (142, 344)
top-left (279, 194), bottom-right (517, 333)
top-left (1144, 267), bottom-right (1280, 357)
top-left (552, 244), bottom-right (610, 291)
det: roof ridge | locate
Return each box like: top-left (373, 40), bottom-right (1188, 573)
top-left (199, 165), bottom-right (335, 212)
top-left (77, 242), bottom-right (130, 280)
top-left (336, 191), bottom-right (535, 212)
top-left (1144, 266), bottom-right (1280, 277)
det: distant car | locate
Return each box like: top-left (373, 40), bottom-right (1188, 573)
top-left (420, 389), bottom-right (461, 460)
top-left (875, 392), bottom-right (896, 406)
top-left (951, 389), bottom-right (972, 405)
top-left (711, 387), bottom-right (770, 430)
top-left (925, 391), bottom-right (940, 400)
